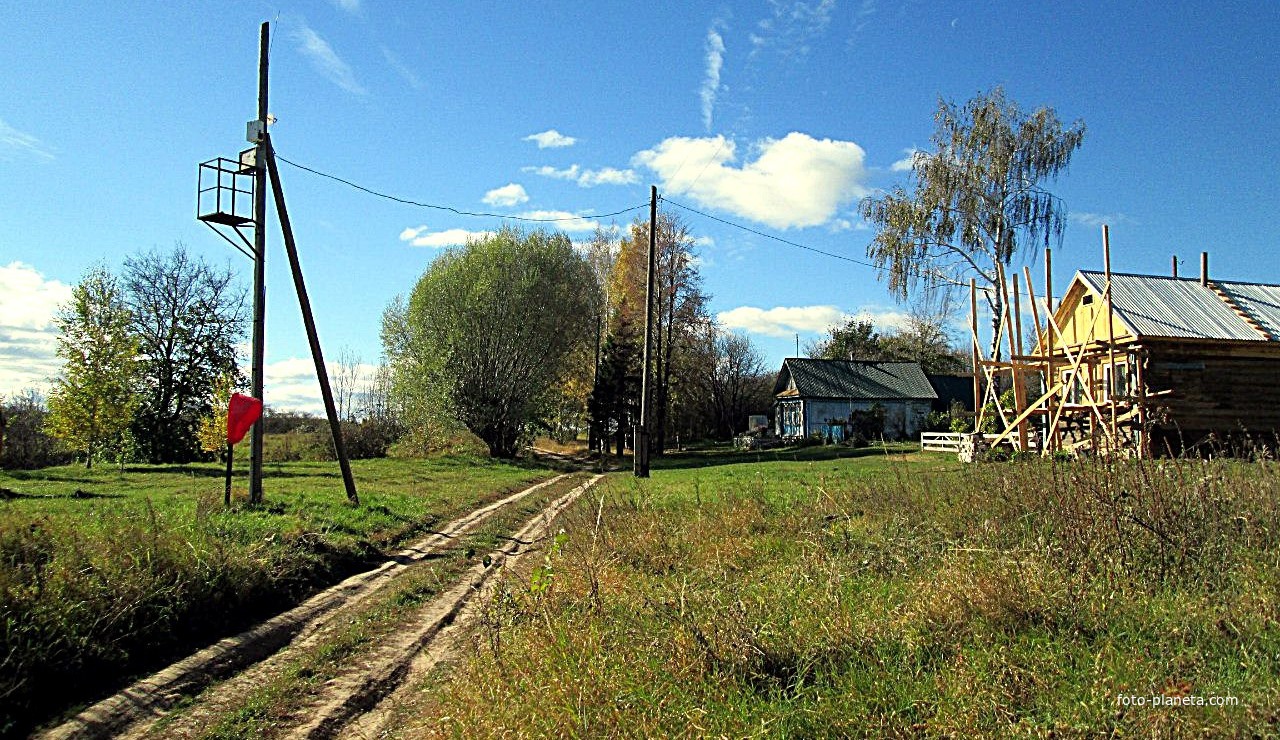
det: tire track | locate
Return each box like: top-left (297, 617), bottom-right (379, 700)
top-left (42, 474), bottom-right (572, 740)
top-left (287, 474), bottom-right (603, 740)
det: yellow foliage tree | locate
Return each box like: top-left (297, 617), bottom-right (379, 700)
top-left (197, 373), bottom-right (237, 455)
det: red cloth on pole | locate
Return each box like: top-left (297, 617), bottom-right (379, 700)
top-left (227, 393), bottom-right (263, 445)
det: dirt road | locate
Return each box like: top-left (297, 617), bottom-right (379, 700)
top-left (42, 472), bottom-right (603, 740)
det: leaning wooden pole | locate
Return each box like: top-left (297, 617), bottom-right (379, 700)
top-left (263, 135), bottom-right (359, 505)
top-left (1024, 266), bottom-right (1051, 453)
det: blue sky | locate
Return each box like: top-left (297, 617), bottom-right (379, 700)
top-left (2, 1), bottom-right (1278, 411)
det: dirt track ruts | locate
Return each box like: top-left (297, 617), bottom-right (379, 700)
top-left (40, 473), bottom-right (576, 740)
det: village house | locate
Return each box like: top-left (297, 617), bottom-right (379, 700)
top-left (773, 358), bottom-right (937, 441)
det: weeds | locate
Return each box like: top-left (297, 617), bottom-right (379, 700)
top-left (402, 450), bottom-right (1279, 738)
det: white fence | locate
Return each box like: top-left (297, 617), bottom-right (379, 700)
top-left (920, 432), bottom-right (1041, 452)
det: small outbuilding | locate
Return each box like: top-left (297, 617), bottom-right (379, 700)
top-left (773, 358), bottom-right (937, 441)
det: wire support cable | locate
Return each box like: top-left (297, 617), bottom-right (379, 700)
top-left (274, 151), bottom-right (649, 223)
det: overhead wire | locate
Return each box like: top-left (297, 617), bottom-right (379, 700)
top-left (659, 196), bottom-right (881, 269)
top-left (273, 151), bottom-right (650, 224)
top-left (269, 149), bottom-right (989, 292)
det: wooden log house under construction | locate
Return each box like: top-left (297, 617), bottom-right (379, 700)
top-left (972, 231), bottom-right (1280, 459)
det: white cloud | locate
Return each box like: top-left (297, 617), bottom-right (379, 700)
top-left (579, 167), bottom-right (639, 186)
top-left (330, 0), bottom-right (359, 12)
top-left (525, 164), bottom-right (580, 181)
top-left (264, 357), bottom-right (379, 416)
top-left (482, 183), bottom-right (529, 207)
top-left (717, 305), bottom-right (848, 338)
top-left (523, 129), bottom-right (576, 148)
top-left (523, 164), bottom-right (637, 187)
top-left (700, 23), bottom-right (726, 131)
top-left (399, 225), bottom-right (493, 247)
top-left (516, 210), bottom-right (599, 232)
top-left (634, 132), bottom-right (869, 229)
top-left (717, 303), bottom-right (914, 340)
top-left (0, 118), bottom-right (54, 161)
top-left (1069, 212), bottom-right (1131, 228)
top-left (381, 46), bottom-right (423, 90)
top-left (889, 148), bottom-right (919, 172)
top-left (294, 23), bottom-right (366, 94)
top-left (0, 262), bottom-right (73, 396)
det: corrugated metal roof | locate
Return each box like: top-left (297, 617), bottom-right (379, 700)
top-left (774, 359), bottom-right (938, 400)
top-left (1217, 280), bottom-right (1280, 339)
top-left (1078, 271), bottom-right (1271, 342)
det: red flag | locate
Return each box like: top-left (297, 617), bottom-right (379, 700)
top-left (227, 393), bottom-right (263, 445)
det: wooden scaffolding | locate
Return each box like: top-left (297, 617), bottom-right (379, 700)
top-left (968, 226), bottom-right (1151, 459)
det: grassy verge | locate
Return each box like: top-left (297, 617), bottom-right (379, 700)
top-left (0, 454), bottom-right (553, 737)
top-left (392, 446), bottom-right (1280, 737)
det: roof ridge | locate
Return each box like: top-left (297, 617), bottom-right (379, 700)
top-left (1080, 269), bottom-right (1280, 289)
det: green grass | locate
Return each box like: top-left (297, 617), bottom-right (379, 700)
top-left (0, 454), bottom-right (554, 738)
top-left (394, 446), bottom-right (1280, 738)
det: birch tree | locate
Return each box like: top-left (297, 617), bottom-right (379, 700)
top-left (859, 87), bottom-right (1085, 360)
top-left (46, 267), bottom-right (139, 468)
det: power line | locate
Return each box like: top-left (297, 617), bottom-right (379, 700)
top-left (660, 195), bottom-right (995, 293)
top-left (274, 151), bottom-right (650, 224)
top-left (660, 196), bottom-right (881, 269)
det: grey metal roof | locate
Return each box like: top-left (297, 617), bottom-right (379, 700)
top-left (1217, 280), bottom-right (1280, 339)
top-left (1078, 271), bottom-right (1275, 342)
top-left (774, 359), bottom-right (938, 400)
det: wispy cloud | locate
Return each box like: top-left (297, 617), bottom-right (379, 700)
top-left (294, 22), bottom-right (366, 94)
top-left (381, 46), bottom-right (423, 90)
top-left (329, 0), bottom-right (360, 13)
top-left (516, 210), bottom-right (600, 232)
top-left (889, 148), bottom-right (919, 172)
top-left (399, 225), bottom-right (493, 247)
top-left (522, 164), bottom-right (638, 187)
top-left (0, 119), bottom-right (54, 161)
top-left (482, 183), bottom-right (529, 207)
top-left (700, 21), bottom-right (727, 131)
top-left (634, 132), bottom-right (869, 229)
top-left (751, 0), bottom-right (837, 58)
top-left (523, 129), bottom-right (576, 149)
top-left (854, 0), bottom-right (877, 33)
top-left (1069, 212), bottom-right (1132, 228)
top-left (0, 262), bottom-right (73, 395)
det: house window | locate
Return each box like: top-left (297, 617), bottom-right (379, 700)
top-left (1061, 369), bottom-right (1086, 404)
top-left (1103, 360), bottom-right (1131, 401)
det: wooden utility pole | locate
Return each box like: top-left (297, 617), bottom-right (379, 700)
top-left (264, 135), bottom-right (359, 505)
top-left (634, 185), bottom-right (657, 478)
top-left (249, 21), bottom-right (269, 503)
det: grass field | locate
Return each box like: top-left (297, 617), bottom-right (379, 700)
top-left (0, 455), bottom-right (555, 737)
top-left (389, 446), bottom-right (1280, 737)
